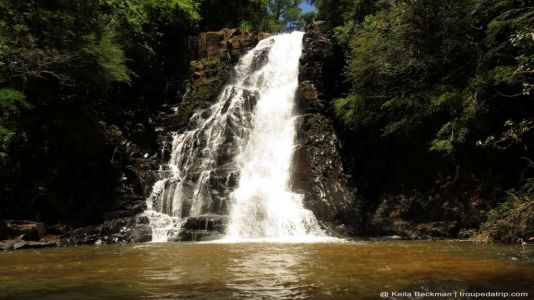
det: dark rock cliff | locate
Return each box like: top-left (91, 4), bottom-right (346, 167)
top-left (292, 22), bottom-right (362, 235)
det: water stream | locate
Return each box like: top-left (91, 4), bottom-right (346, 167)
top-left (145, 32), bottom-right (325, 242)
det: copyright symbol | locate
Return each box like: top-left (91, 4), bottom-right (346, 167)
top-left (380, 292), bottom-right (389, 298)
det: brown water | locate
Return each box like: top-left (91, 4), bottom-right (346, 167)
top-left (0, 241), bottom-right (532, 299)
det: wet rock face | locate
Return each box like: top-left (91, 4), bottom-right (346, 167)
top-left (62, 215), bottom-right (152, 246)
top-left (292, 116), bottom-right (353, 223)
top-left (298, 22), bottom-right (344, 112)
top-left (175, 214), bottom-right (228, 241)
top-left (145, 29), bottom-right (270, 222)
top-left (186, 29), bottom-right (271, 117)
top-left (292, 22), bottom-right (361, 234)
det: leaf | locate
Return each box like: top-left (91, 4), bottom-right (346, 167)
top-left (0, 88), bottom-right (31, 111)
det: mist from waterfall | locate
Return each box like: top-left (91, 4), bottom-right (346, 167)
top-left (145, 31), bottom-right (327, 242)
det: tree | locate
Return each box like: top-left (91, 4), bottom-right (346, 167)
top-left (0, 0), bottom-right (202, 222)
top-left (198, 0), bottom-right (270, 31)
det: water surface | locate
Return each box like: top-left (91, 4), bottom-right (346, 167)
top-left (0, 241), bottom-right (533, 299)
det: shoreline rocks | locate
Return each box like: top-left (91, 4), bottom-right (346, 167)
top-left (0, 220), bottom-right (61, 251)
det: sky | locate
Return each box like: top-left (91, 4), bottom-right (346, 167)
top-left (300, 3), bottom-right (317, 13)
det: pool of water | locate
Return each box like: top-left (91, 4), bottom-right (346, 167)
top-left (0, 240), bottom-right (532, 299)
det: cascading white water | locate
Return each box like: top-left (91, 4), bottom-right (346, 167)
top-left (224, 32), bottom-right (325, 242)
top-left (145, 31), bottom-right (327, 242)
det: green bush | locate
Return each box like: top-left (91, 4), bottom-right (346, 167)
top-left (458, 228), bottom-right (478, 239)
top-left (0, 88), bottom-right (30, 159)
top-left (240, 21), bottom-right (254, 32)
top-left (478, 178), bottom-right (534, 243)
top-left (328, 0), bottom-right (532, 156)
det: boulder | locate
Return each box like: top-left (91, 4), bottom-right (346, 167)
top-left (176, 214), bottom-right (228, 241)
top-left (4, 220), bottom-right (46, 241)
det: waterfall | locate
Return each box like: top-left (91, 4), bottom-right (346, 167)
top-left (145, 31), bottom-right (326, 242)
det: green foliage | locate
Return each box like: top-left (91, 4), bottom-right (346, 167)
top-left (458, 228), bottom-right (478, 239)
top-left (82, 31), bottom-right (131, 83)
top-left (240, 21), bottom-right (254, 32)
top-left (0, 89), bottom-right (30, 111)
top-left (478, 178), bottom-right (534, 243)
top-left (333, 97), bottom-right (355, 127)
top-left (319, 1), bottom-right (534, 235)
top-left (109, 0), bottom-right (201, 26)
top-left (109, 0), bottom-right (200, 49)
top-left (198, 0), bottom-right (315, 32)
top-left (198, 0), bottom-right (270, 31)
top-left (0, 0), bottom-right (203, 93)
top-left (0, 0), bottom-right (149, 91)
top-left (268, 0), bottom-right (314, 31)
top-left (200, 58), bottom-right (221, 68)
top-left (329, 0), bottom-right (533, 157)
top-left (0, 88), bottom-right (30, 159)
top-left (333, 22), bottom-right (353, 47)
top-left (300, 12), bottom-right (317, 28)
top-left (0, 0), bottom-right (203, 167)
top-left (316, 0), bottom-right (384, 27)
top-left (333, 95), bottom-right (381, 130)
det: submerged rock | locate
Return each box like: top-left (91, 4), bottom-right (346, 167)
top-left (11, 240), bottom-right (58, 251)
top-left (0, 236), bottom-right (59, 251)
